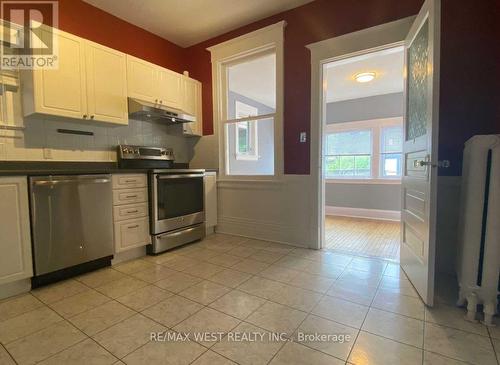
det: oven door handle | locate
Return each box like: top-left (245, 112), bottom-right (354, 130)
top-left (156, 174), bottom-right (204, 179)
top-left (157, 225), bottom-right (201, 240)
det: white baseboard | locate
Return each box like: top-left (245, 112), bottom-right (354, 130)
top-left (112, 246), bottom-right (147, 265)
top-left (325, 206), bottom-right (401, 221)
top-left (0, 279), bottom-right (31, 300)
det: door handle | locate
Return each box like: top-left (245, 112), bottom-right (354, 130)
top-left (413, 160), bottom-right (450, 168)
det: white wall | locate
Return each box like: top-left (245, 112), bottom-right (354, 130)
top-left (325, 183), bottom-right (401, 211)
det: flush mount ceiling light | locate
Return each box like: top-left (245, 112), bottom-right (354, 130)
top-left (354, 72), bottom-right (376, 83)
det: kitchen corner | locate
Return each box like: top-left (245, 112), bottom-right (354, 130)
top-left (0, 23), bottom-right (216, 299)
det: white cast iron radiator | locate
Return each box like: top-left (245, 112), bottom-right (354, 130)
top-left (457, 135), bottom-right (500, 325)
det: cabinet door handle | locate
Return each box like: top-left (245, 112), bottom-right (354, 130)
top-left (124, 179), bottom-right (137, 183)
top-left (126, 210), bottom-right (139, 214)
top-left (90, 115), bottom-right (94, 119)
top-left (159, 100), bottom-right (163, 104)
top-left (125, 194), bottom-right (138, 198)
top-left (127, 224), bottom-right (139, 229)
top-left (83, 114), bottom-right (88, 119)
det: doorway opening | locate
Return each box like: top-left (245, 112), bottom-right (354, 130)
top-left (321, 45), bottom-right (404, 262)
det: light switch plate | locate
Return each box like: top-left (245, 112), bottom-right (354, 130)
top-left (299, 132), bottom-right (307, 143)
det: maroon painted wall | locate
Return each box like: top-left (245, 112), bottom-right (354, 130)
top-left (438, 0), bottom-right (499, 176)
top-left (185, 0), bottom-right (499, 175)
top-left (184, 0), bottom-right (424, 174)
top-left (0, 0), bottom-right (186, 72)
top-left (57, 0), bottom-right (186, 72)
top-left (2, 0), bottom-right (497, 175)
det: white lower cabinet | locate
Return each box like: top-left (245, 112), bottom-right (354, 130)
top-left (114, 217), bottom-right (150, 253)
top-left (204, 171), bottom-right (217, 229)
top-left (0, 177), bottom-right (33, 285)
top-left (112, 174), bottom-right (150, 253)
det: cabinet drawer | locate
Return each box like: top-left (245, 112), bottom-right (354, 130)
top-left (112, 188), bottom-right (147, 205)
top-left (113, 202), bottom-right (148, 222)
top-left (114, 217), bottom-right (150, 253)
top-left (112, 174), bottom-right (147, 189)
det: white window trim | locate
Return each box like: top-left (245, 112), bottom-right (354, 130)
top-left (324, 117), bottom-right (403, 183)
top-left (234, 101), bottom-right (259, 161)
top-left (207, 21), bottom-right (285, 181)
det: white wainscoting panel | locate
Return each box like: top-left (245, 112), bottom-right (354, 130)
top-left (216, 176), bottom-right (314, 248)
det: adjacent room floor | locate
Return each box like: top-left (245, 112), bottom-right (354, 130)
top-left (0, 234), bottom-right (498, 365)
top-left (325, 215), bottom-right (401, 261)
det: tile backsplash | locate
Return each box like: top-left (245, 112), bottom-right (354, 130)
top-left (1, 117), bottom-right (196, 163)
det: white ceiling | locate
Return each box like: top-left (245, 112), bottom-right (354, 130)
top-left (83, 0), bottom-right (314, 47)
top-left (229, 53), bottom-right (276, 109)
top-left (325, 46), bottom-right (404, 103)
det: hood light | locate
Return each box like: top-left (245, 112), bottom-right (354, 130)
top-left (355, 72), bottom-right (376, 83)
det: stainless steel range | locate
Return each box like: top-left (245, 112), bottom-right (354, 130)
top-left (118, 145), bottom-right (205, 254)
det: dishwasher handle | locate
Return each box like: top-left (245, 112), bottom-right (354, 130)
top-left (33, 176), bottom-right (111, 186)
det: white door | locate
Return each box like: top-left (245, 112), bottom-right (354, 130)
top-left (85, 41), bottom-right (128, 125)
top-left (400, 0), bottom-right (441, 306)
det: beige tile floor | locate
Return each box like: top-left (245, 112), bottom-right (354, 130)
top-left (0, 233), bottom-right (498, 365)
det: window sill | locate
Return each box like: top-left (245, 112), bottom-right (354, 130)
top-left (325, 178), bottom-right (401, 185)
top-left (235, 155), bottom-right (260, 161)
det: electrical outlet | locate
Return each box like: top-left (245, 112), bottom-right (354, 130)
top-left (43, 148), bottom-right (53, 159)
top-left (299, 132), bottom-right (307, 143)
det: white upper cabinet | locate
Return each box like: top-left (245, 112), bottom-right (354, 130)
top-left (85, 41), bottom-right (128, 125)
top-left (157, 68), bottom-right (182, 109)
top-left (22, 28), bottom-right (128, 125)
top-left (127, 55), bottom-right (183, 110)
top-left (22, 29), bottom-right (88, 120)
top-left (182, 76), bottom-right (197, 116)
top-left (20, 26), bottom-right (202, 128)
top-left (126, 55), bottom-right (157, 104)
top-left (182, 76), bottom-right (203, 136)
top-left (0, 177), bottom-right (33, 286)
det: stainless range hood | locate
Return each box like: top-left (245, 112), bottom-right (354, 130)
top-left (128, 98), bottom-right (196, 124)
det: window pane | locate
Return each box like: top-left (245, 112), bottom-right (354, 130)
top-left (237, 123), bottom-right (249, 154)
top-left (227, 53), bottom-right (276, 120)
top-left (381, 153), bottom-right (402, 177)
top-left (325, 130), bottom-right (371, 155)
top-left (381, 126), bottom-right (403, 153)
top-left (325, 155), bottom-right (371, 177)
top-left (226, 118), bottom-right (274, 175)
top-left (355, 155), bottom-right (371, 176)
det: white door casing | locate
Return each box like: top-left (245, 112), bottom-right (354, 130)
top-left (400, 0), bottom-right (441, 306)
top-left (308, 1), bottom-right (440, 306)
top-left (307, 16), bottom-right (415, 250)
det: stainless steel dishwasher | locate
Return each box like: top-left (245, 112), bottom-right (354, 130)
top-left (30, 174), bottom-right (114, 284)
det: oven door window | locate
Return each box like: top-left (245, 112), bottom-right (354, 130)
top-left (156, 176), bottom-right (204, 220)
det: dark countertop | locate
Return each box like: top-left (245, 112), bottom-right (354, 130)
top-left (0, 161), bottom-right (190, 176)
